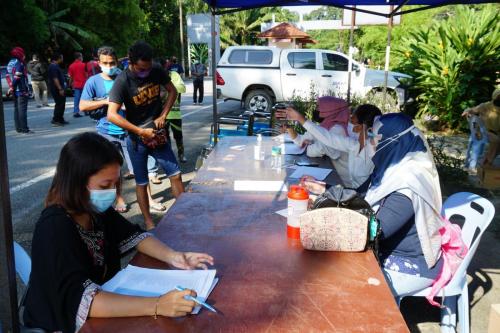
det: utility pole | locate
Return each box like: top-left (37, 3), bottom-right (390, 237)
top-left (178, 0), bottom-right (186, 78)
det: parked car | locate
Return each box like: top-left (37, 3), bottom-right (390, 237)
top-left (216, 46), bottom-right (412, 112)
top-left (1, 66), bottom-right (34, 99)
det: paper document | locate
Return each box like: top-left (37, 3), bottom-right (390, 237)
top-left (102, 265), bottom-right (217, 314)
top-left (281, 143), bottom-right (306, 155)
top-left (289, 166), bottom-right (332, 181)
top-left (234, 180), bottom-right (288, 192)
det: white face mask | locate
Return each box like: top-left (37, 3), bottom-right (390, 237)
top-left (101, 65), bottom-right (118, 76)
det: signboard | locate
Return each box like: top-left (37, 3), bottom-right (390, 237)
top-left (187, 14), bottom-right (220, 44)
top-left (342, 6), bottom-right (401, 26)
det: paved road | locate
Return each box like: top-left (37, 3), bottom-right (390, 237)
top-left (3, 80), bottom-right (242, 246)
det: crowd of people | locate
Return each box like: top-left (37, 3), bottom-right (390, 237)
top-left (8, 39), bottom-right (497, 332)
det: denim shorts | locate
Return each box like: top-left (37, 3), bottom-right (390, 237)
top-left (126, 137), bottom-right (181, 185)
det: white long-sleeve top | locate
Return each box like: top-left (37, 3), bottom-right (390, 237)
top-left (302, 120), bottom-right (374, 188)
top-left (292, 124), bottom-right (350, 187)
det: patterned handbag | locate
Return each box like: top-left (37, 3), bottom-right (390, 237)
top-left (300, 208), bottom-right (370, 252)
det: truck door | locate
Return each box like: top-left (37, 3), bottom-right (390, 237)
top-left (319, 52), bottom-right (350, 97)
top-left (281, 50), bottom-right (318, 101)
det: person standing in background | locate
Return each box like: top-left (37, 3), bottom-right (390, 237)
top-left (28, 54), bottom-right (49, 108)
top-left (86, 53), bottom-right (101, 77)
top-left (68, 52), bottom-right (87, 118)
top-left (165, 70), bottom-right (187, 163)
top-left (48, 52), bottom-right (68, 127)
top-left (190, 59), bottom-right (206, 105)
top-left (167, 56), bottom-right (184, 77)
top-left (6, 47), bottom-right (33, 134)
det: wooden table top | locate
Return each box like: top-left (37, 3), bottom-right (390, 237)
top-left (187, 136), bottom-right (343, 193)
top-left (82, 192), bottom-right (409, 333)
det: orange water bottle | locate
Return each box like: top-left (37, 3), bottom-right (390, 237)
top-left (287, 185), bottom-right (309, 239)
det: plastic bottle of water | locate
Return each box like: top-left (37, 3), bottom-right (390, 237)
top-left (271, 146), bottom-right (282, 171)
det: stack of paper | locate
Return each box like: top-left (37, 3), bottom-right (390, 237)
top-left (102, 265), bottom-right (218, 314)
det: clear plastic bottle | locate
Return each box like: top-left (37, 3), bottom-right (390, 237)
top-left (254, 134), bottom-right (264, 160)
top-left (271, 146), bottom-right (282, 171)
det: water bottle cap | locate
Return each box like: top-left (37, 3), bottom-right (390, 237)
top-left (271, 146), bottom-right (282, 156)
top-left (288, 185), bottom-right (309, 200)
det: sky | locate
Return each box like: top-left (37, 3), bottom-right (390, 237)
top-left (282, 5), bottom-right (321, 15)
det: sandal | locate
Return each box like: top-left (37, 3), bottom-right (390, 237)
top-left (149, 175), bottom-right (162, 184)
top-left (150, 201), bottom-right (166, 212)
top-left (114, 203), bottom-right (129, 213)
top-left (123, 173), bottom-right (135, 180)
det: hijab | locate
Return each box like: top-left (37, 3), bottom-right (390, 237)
top-left (317, 96), bottom-right (350, 135)
top-left (11, 47), bottom-right (26, 63)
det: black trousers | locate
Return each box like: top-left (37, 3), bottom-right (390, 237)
top-left (165, 118), bottom-right (184, 155)
top-left (193, 80), bottom-right (204, 103)
top-left (51, 92), bottom-right (66, 122)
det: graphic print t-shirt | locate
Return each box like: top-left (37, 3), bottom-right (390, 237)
top-left (108, 64), bottom-right (170, 127)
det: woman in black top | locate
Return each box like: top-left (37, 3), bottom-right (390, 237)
top-left (22, 132), bottom-right (213, 332)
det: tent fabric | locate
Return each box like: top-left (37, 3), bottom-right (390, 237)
top-left (204, 1), bottom-right (491, 10)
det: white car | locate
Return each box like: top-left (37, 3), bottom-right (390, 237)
top-left (216, 46), bottom-right (412, 112)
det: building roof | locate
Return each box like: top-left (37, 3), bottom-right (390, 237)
top-left (257, 22), bottom-right (310, 39)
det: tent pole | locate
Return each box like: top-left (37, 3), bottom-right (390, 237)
top-left (178, 0), bottom-right (186, 79)
top-left (347, 6), bottom-right (356, 104)
top-left (383, 5), bottom-right (394, 112)
top-left (211, 7), bottom-right (218, 144)
top-left (0, 70), bottom-right (20, 333)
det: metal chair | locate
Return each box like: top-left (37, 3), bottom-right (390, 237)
top-left (401, 192), bottom-right (495, 333)
top-left (14, 242), bottom-right (31, 286)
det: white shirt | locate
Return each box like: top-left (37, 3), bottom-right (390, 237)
top-left (292, 124), bottom-right (350, 187)
top-left (302, 120), bottom-right (374, 188)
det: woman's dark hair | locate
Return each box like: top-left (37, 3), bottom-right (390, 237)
top-left (128, 41), bottom-right (153, 64)
top-left (97, 46), bottom-right (117, 61)
top-left (45, 132), bottom-right (123, 214)
top-left (353, 104), bottom-right (382, 128)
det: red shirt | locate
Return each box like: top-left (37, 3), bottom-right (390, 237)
top-left (68, 59), bottom-right (87, 89)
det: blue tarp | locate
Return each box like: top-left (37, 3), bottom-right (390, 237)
top-left (203, 1), bottom-right (492, 11)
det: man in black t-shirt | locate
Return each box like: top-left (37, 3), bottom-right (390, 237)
top-left (48, 52), bottom-right (68, 126)
top-left (108, 41), bottom-right (182, 230)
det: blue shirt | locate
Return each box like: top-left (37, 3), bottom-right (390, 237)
top-left (81, 73), bottom-right (125, 136)
top-left (6, 58), bottom-right (29, 96)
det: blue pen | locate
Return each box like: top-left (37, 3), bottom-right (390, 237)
top-left (175, 285), bottom-right (217, 313)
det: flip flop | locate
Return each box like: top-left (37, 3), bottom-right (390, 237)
top-left (150, 201), bottom-right (166, 212)
top-left (123, 173), bottom-right (135, 180)
top-left (149, 175), bottom-right (162, 184)
top-left (114, 203), bottom-right (129, 213)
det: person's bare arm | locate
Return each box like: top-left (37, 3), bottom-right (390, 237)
top-left (89, 289), bottom-right (196, 318)
top-left (80, 99), bottom-right (109, 112)
top-left (107, 102), bottom-right (155, 139)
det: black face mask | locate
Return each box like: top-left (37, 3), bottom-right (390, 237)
top-left (494, 99), bottom-right (500, 107)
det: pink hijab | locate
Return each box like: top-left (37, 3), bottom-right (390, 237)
top-left (317, 96), bottom-right (350, 135)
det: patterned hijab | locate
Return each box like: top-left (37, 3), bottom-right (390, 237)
top-left (317, 96), bottom-right (350, 135)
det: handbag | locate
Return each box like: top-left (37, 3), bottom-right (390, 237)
top-left (138, 119), bottom-right (168, 149)
top-left (299, 185), bottom-right (379, 252)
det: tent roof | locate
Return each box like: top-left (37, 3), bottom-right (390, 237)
top-left (204, 1), bottom-right (492, 15)
top-left (258, 22), bottom-right (311, 38)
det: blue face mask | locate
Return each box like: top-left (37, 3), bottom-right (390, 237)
top-left (101, 65), bottom-right (118, 76)
top-left (89, 188), bottom-right (116, 213)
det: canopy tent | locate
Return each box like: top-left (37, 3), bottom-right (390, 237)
top-left (201, 0), bottom-right (493, 143)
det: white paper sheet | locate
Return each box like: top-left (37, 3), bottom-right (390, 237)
top-left (234, 180), bottom-right (288, 192)
top-left (289, 166), bottom-right (332, 181)
top-left (102, 265), bottom-right (217, 314)
top-left (281, 143), bottom-right (306, 155)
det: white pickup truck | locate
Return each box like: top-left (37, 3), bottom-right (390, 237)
top-left (216, 46), bottom-right (412, 112)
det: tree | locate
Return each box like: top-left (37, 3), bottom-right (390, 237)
top-left (304, 6), bottom-right (342, 20)
top-left (0, 0), bottom-right (49, 63)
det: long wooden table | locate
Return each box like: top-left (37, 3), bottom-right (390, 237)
top-left (82, 136), bottom-right (409, 332)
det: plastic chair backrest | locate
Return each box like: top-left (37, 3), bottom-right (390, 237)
top-left (442, 192), bottom-right (495, 289)
top-left (13, 242), bottom-right (31, 286)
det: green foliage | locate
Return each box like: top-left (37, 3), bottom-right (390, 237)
top-left (395, 5), bottom-right (500, 129)
top-left (306, 30), bottom-right (351, 53)
top-left (427, 135), bottom-right (468, 184)
top-left (304, 6), bottom-right (342, 21)
top-left (0, 0), bottom-right (49, 62)
top-left (190, 44), bottom-right (208, 64)
top-left (289, 82), bottom-right (319, 134)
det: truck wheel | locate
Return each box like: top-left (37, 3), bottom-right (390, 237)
top-left (368, 90), bottom-right (398, 113)
top-left (244, 89), bottom-right (273, 113)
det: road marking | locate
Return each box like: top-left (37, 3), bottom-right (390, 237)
top-left (10, 168), bottom-right (55, 194)
top-left (182, 101), bottom-right (225, 118)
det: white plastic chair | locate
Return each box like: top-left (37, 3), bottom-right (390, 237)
top-left (401, 192), bottom-right (495, 333)
top-left (13, 241), bottom-right (31, 286)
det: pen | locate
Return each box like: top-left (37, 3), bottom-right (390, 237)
top-left (175, 285), bottom-right (217, 313)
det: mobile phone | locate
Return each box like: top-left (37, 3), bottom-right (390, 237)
top-left (296, 161), bottom-right (319, 167)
